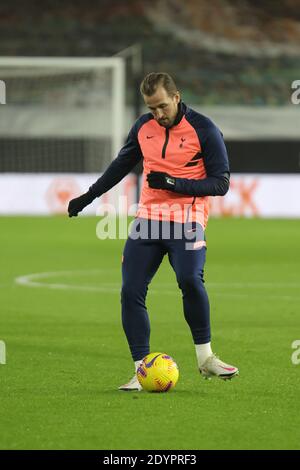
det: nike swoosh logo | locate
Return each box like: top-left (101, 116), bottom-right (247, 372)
top-left (146, 136), bottom-right (154, 139)
top-left (145, 354), bottom-right (161, 368)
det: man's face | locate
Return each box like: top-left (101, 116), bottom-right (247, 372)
top-left (143, 86), bottom-right (180, 128)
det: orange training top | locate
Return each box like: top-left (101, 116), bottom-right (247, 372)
top-left (90, 102), bottom-right (230, 229)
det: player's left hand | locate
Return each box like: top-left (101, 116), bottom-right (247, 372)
top-left (147, 171), bottom-right (176, 190)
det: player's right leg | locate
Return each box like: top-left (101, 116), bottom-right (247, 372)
top-left (119, 218), bottom-right (166, 391)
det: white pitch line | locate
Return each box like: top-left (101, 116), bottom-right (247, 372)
top-left (14, 270), bottom-right (300, 301)
top-left (15, 270), bottom-right (300, 289)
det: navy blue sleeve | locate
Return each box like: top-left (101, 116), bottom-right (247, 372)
top-left (198, 125), bottom-right (230, 176)
top-left (174, 114), bottom-right (230, 197)
top-left (88, 122), bottom-right (143, 197)
top-left (174, 173), bottom-right (229, 196)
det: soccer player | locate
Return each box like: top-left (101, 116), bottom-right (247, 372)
top-left (68, 72), bottom-right (238, 390)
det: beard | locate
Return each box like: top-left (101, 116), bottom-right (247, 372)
top-left (158, 117), bottom-right (173, 128)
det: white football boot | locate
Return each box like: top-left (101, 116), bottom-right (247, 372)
top-left (118, 374), bottom-right (142, 391)
top-left (199, 354), bottom-right (239, 380)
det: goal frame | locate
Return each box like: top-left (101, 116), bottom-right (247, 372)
top-left (0, 56), bottom-right (126, 160)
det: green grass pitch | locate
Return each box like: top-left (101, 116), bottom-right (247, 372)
top-left (0, 216), bottom-right (300, 450)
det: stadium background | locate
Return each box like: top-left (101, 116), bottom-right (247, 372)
top-left (0, 0), bottom-right (300, 451)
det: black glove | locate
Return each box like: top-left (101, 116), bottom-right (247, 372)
top-left (147, 171), bottom-right (176, 190)
top-left (68, 191), bottom-right (95, 217)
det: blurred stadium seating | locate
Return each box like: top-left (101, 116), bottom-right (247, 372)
top-left (0, 0), bottom-right (299, 105)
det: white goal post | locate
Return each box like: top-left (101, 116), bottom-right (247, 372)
top-left (0, 56), bottom-right (126, 171)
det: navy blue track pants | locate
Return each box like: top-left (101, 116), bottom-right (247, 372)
top-left (121, 218), bottom-right (211, 361)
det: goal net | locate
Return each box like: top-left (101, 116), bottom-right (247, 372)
top-left (0, 57), bottom-right (125, 173)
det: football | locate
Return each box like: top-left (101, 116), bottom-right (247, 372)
top-left (137, 352), bottom-right (179, 392)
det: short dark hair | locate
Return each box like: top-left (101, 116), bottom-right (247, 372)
top-left (140, 72), bottom-right (178, 97)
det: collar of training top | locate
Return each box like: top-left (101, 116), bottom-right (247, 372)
top-left (171, 101), bottom-right (186, 127)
